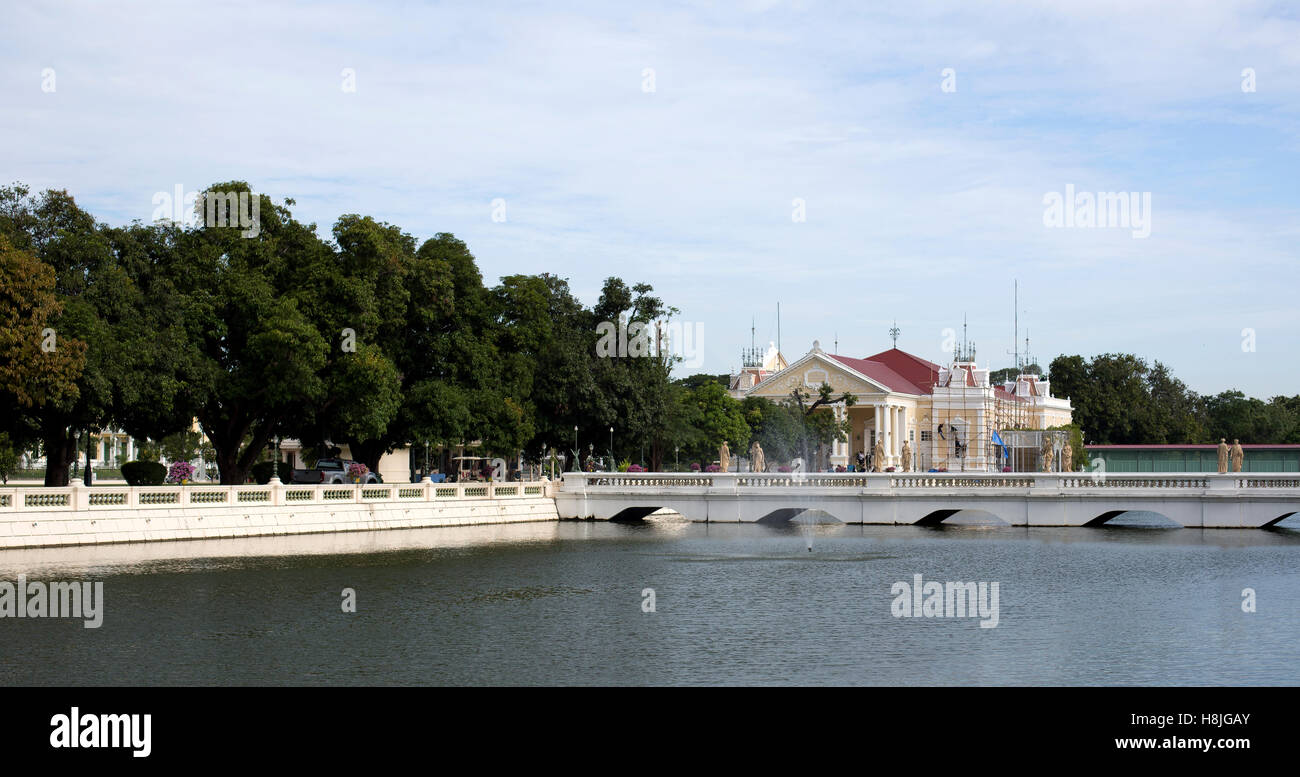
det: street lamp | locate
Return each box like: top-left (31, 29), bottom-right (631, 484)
top-left (675, 445), bottom-right (679, 471)
top-left (609, 426), bottom-right (614, 469)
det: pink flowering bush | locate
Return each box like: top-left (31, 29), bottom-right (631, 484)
top-left (347, 461), bottom-right (369, 479)
top-left (627, 464), bottom-right (645, 473)
top-left (167, 461), bottom-right (195, 483)
top-left (705, 464), bottom-right (721, 473)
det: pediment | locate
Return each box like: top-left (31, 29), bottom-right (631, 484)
top-left (746, 353), bottom-right (891, 398)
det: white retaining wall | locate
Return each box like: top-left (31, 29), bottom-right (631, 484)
top-left (0, 479), bottom-right (559, 549)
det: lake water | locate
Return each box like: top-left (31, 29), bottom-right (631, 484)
top-left (1, 514), bottom-right (1297, 686)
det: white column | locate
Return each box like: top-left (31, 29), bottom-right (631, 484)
top-left (892, 406), bottom-right (901, 461)
top-left (898, 407), bottom-right (906, 464)
top-left (874, 405), bottom-right (882, 450)
top-left (884, 404), bottom-right (893, 464)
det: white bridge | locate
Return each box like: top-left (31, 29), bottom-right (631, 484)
top-left (556, 472), bottom-right (1300, 528)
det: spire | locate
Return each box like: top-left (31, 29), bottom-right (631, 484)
top-left (889, 320), bottom-right (900, 349)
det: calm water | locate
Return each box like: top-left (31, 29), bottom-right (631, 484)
top-left (1, 514), bottom-right (1298, 686)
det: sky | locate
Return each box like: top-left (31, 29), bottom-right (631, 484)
top-left (3, 0), bottom-right (1297, 398)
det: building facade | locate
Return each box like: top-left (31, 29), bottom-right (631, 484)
top-left (739, 340), bottom-right (1073, 472)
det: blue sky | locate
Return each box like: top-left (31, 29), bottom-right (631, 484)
top-left (3, 0), bottom-right (1297, 397)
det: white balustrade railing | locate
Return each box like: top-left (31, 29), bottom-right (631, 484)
top-left (0, 478), bottom-right (555, 513)
top-left (562, 471), bottom-right (1298, 493)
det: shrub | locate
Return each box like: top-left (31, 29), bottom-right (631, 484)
top-left (690, 462), bottom-right (701, 472)
top-left (121, 460), bottom-right (167, 486)
top-left (627, 464), bottom-right (645, 473)
top-left (705, 464), bottom-right (721, 472)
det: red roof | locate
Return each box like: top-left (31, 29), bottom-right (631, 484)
top-left (862, 348), bottom-right (944, 393)
top-left (828, 352), bottom-right (928, 395)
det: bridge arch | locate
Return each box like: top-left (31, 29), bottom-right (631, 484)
top-left (609, 506), bottom-right (665, 522)
top-left (1263, 511), bottom-right (1297, 528)
top-left (755, 508), bottom-right (844, 525)
top-left (914, 508), bottom-right (1010, 526)
top-left (1084, 510), bottom-right (1181, 528)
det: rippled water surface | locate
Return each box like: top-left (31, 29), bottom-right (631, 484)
top-left (1, 514), bottom-right (1297, 685)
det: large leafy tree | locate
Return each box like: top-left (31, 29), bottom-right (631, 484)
top-left (0, 233), bottom-right (87, 459)
top-left (740, 396), bottom-right (802, 466)
top-left (180, 182), bottom-right (336, 484)
top-left (680, 381), bottom-right (749, 468)
top-left (0, 185), bottom-right (122, 485)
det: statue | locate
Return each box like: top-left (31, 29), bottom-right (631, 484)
top-left (1061, 440), bottom-right (1073, 472)
top-left (900, 440), bottom-right (912, 472)
top-left (749, 441), bottom-right (766, 473)
top-left (719, 441), bottom-right (731, 472)
top-left (1217, 438), bottom-right (1229, 473)
top-left (872, 435), bottom-right (885, 472)
top-left (1231, 439), bottom-right (1244, 473)
top-left (1040, 436), bottom-right (1055, 472)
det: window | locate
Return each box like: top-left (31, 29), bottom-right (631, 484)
top-left (920, 431), bottom-right (933, 442)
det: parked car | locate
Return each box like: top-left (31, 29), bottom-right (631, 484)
top-left (291, 458), bottom-right (383, 484)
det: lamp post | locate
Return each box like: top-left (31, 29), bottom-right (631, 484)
top-left (573, 425), bottom-right (578, 471)
top-left (609, 426), bottom-right (614, 469)
top-left (675, 445), bottom-right (679, 471)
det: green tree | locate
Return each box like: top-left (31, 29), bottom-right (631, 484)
top-left (786, 382), bottom-right (857, 468)
top-left (0, 232), bottom-right (87, 462)
top-left (0, 185), bottom-right (119, 485)
top-left (683, 381), bottom-right (749, 467)
top-left (179, 183), bottom-right (336, 484)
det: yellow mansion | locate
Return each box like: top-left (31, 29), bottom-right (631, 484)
top-left (731, 340), bottom-right (1073, 472)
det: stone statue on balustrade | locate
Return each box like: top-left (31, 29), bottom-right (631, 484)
top-left (719, 441), bottom-right (731, 473)
top-left (1061, 440), bottom-right (1073, 472)
top-left (900, 440), bottom-right (912, 472)
top-left (872, 436), bottom-right (885, 472)
top-left (1231, 439), bottom-right (1244, 473)
top-left (1217, 438), bottom-right (1229, 473)
top-left (749, 441), bottom-right (766, 473)
top-left (1040, 437), bottom-right (1055, 472)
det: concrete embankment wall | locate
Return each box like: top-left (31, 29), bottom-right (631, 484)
top-left (0, 480), bottom-right (559, 550)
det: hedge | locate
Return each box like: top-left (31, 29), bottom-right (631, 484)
top-left (250, 461), bottom-right (290, 485)
top-left (121, 461), bottom-right (167, 486)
